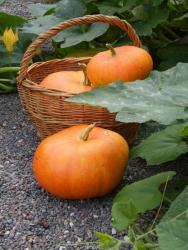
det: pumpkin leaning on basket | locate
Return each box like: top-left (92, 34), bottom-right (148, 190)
top-left (40, 63), bottom-right (92, 94)
top-left (86, 43), bottom-right (153, 87)
top-left (33, 124), bottom-right (129, 199)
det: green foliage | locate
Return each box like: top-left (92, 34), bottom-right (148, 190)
top-left (22, 0), bottom-right (86, 35)
top-left (112, 171), bottom-right (175, 230)
top-left (156, 186), bottom-right (188, 250)
top-left (156, 220), bottom-right (188, 250)
top-left (55, 23), bottom-right (109, 48)
top-left (96, 173), bottom-right (188, 250)
top-left (19, 0), bottom-right (188, 69)
top-left (95, 231), bottom-right (121, 250)
top-left (87, 0), bottom-right (188, 69)
top-left (69, 63), bottom-right (188, 125)
top-left (0, 66), bottom-right (19, 93)
top-left (1, 0), bottom-right (188, 93)
top-left (96, 180), bottom-right (188, 250)
top-left (131, 123), bottom-right (188, 165)
top-left (157, 41), bottom-right (188, 70)
top-left (29, 3), bottom-right (56, 17)
top-left (161, 185), bottom-right (188, 222)
top-left (181, 125), bottom-right (188, 136)
top-left (0, 12), bottom-right (26, 31)
top-left (22, 15), bottom-right (60, 35)
top-left (164, 179), bottom-right (188, 203)
top-left (55, 0), bottom-right (86, 19)
top-left (130, 3), bottom-right (169, 36)
top-left (112, 201), bottom-right (138, 231)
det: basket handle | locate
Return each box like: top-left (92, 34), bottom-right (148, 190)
top-left (18, 14), bottom-right (141, 83)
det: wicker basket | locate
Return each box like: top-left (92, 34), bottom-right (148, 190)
top-left (17, 14), bottom-right (141, 144)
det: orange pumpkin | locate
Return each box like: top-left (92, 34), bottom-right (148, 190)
top-left (33, 124), bottom-right (129, 199)
top-left (86, 44), bottom-right (153, 87)
top-left (40, 64), bottom-right (92, 94)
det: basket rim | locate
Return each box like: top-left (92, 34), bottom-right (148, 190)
top-left (17, 57), bottom-right (91, 97)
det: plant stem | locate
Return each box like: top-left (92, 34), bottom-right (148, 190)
top-left (172, 210), bottom-right (187, 220)
top-left (80, 123), bottom-right (96, 141)
top-left (78, 63), bottom-right (90, 86)
top-left (0, 78), bottom-right (13, 83)
top-left (145, 243), bottom-right (159, 249)
top-left (0, 82), bottom-right (16, 93)
top-left (136, 228), bottom-right (156, 241)
top-left (149, 175), bottom-right (170, 231)
top-left (58, 241), bottom-right (98, 246)
top-left (158, 30), bottom-right (171, 43)
top-left (160, 24), bottom-right (179, 40)
top-left (0, 67), bottom-right (20, 74)
top-left (163, 196), bottom-right (172, 204)
top-left (134, 225), bottom-right (153, 244)
top-left (106, 43), bottom-right (116, 56)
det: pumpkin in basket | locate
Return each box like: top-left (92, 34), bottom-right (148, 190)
top-left (40, 63), bottom-right (92, 94)
top-left (33, 124), bottom-right (129, 199)
top-left (86, 44), bottom-right (153, 87)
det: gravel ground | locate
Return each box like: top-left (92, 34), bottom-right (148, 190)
top-left (0, 94), bottom-right (187, 250)
top-left (0, 1), bottom-right (188, 250)
top-left (0, 0), bottom-right (45, 17)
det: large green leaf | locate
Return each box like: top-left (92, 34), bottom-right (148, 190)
top-left (156, 220), bottom-right (188, 250)
top-left (131, 3), bottom-right (169, 35)
top-left (156, 186), bottom-right (188, 250)
top-left (164, 180), bottom-right (188, 204)
top-left (113, 0), bottom-right (165, 10)
top-left (22, 0), bottom-right (86, 35)
top-left (68, 63), bottom-right (188, 125)
top-left (53, 41), bottom-right (105, 58)
top-left (21, 15), bottom-right (60, 35)
top-left (28, 3), bottom-right (56, 17)
top-left (0, 51), bottom-right (23, 67)
top-left (162, 186), bottom-right (188, 222)
top-left (0, 12), bottom-right (26, 31)
top-left (0, 0), bottom-right (6, 4)
top-left (111, 201), bottom-right (138, 231)
top-left (95, 231), bottom-right (121, 250)
top-left (94, 0), bottom-right (127, 15)
top-left (112, 171), bottom-right (175, 230)
top-left (54, 23), bottom-right (108, 48)
top-left (130, 123), bottom-right (188, 166)
top-left (52, 0), bottom-right (108, 47)
top-left (95, 0), bottom-right (168, 36)
top-left (152, 0), bottom-right (165, 6)
top-left (181, 125), bottom-right (188, 136)
top-left (55, 0), bottom-right (86, 19)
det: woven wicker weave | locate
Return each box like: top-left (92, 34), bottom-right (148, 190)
top-left (17, 14), bottom-right (141, 144)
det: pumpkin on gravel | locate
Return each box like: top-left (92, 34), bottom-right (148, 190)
top-left (86, 44), bottom-right (153, 87)
top-left (33, 124), bottom-right (129, 199)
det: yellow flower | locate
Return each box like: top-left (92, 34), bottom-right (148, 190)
top-left (2, 28), bottom-right (19, 52)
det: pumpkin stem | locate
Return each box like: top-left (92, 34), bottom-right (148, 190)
top-left (80, 123), bottom-right (96, 141)
top-left (78, 63), bottom-right (90, 86)
top-left (106, 43), bottom-right (116, 56)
